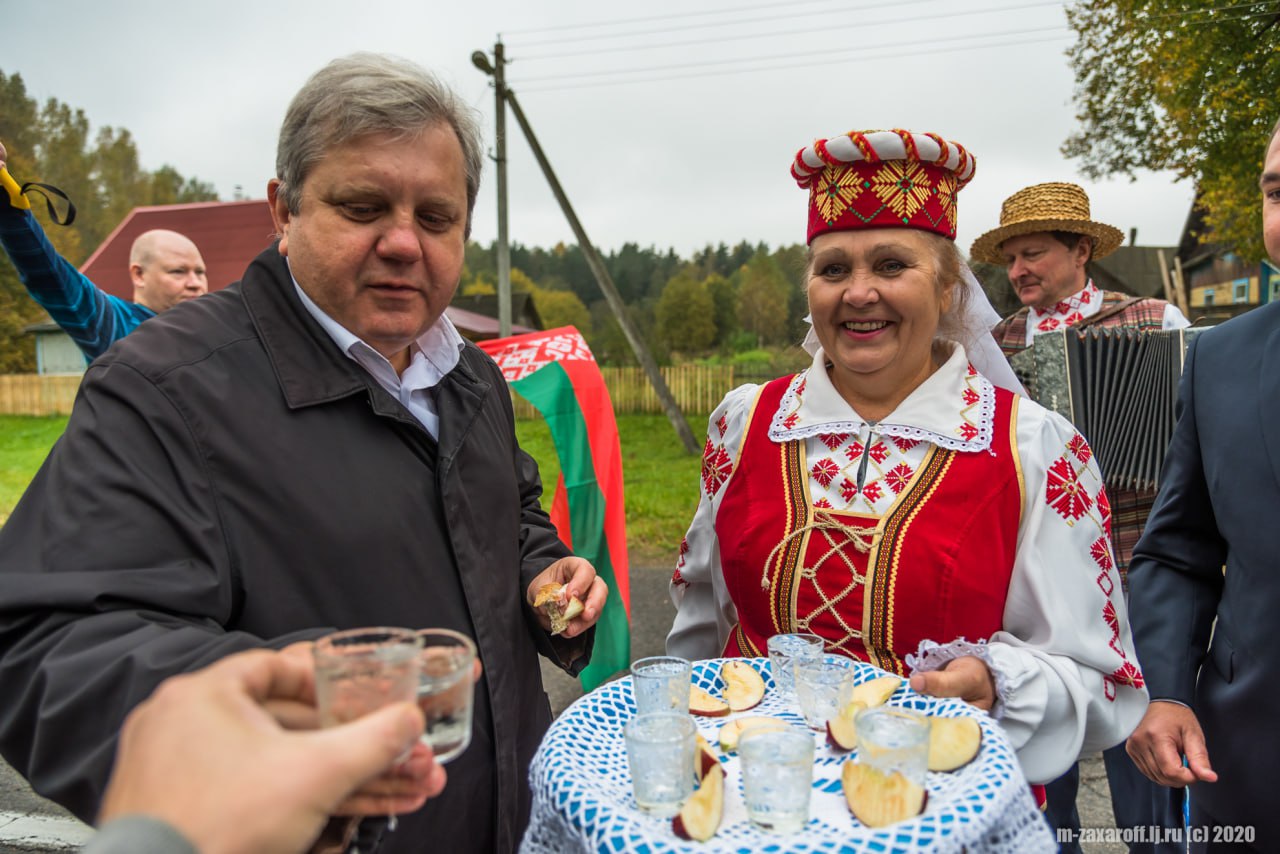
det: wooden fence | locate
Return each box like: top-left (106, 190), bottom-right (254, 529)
top-left (0, 374), bottom-right (82, 416)
top-left (0, 366), bottom-right (750, 418)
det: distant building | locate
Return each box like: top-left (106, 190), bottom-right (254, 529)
top-left (1175, 202), bottom-right (1277, 323)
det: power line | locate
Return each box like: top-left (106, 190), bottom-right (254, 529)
top-left (517, 0), bottom-right (943, 61)
top-left (515, 32), bottom-right (1069, 93)
top-left (501, 0), bottom-right (851, 38)
top-left (513, 23), bottom-right (1067, 84)
top-left (511, 0), bottom-right (1061, 49)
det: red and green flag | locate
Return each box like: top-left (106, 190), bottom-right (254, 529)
top-left (479, 327), bottom-right (629, 691)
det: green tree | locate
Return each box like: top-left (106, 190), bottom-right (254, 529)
top-left (533, 288), bottom-right (591, 332)
top-left (1062, 1), bottom-right (1280, 259)
top-left (703, 273), bottom-right (738, 347)
top-left (735, 251), bottom-right (792, 347)
top-left (655, 272), bottom-right (715, 354)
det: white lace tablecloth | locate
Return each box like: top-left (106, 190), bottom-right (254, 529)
top-left (522, 657), bottom-right (1055, 853)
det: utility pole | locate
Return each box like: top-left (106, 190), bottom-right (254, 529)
top-left (493, 41), bottom-right (512, 338)
top-left (472, 47), bottom-right (699, 455)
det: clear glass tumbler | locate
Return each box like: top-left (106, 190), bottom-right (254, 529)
top-left (855, 707), bottom-right (930, 786)
top-left (414, 628), bottom-right (477, 764)
top-left (767, 633), bottom-right (824, 695)
top-left (738, 727), bottom-right (815, 834)
top-left (312, 627), bottom-right (422, 728)
top-left (629, 656), bottom-right (692, 715)
top-left (793, 654), bottom-right (854, 729)
top-left (624, 711), bottom-right (696, 817)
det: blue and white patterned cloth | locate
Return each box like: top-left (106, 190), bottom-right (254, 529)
top-left (521, 658), bottom-right (1056, 853)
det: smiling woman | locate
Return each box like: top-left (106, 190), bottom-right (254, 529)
top-left (666, 128), bottom-right (1149, 791)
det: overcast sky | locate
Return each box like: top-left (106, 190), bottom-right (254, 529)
top-left (6, 0), bottom-right (1196, 261)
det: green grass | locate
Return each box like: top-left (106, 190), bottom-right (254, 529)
top-left (0, 413), bottom-right (705, 566)
top-left (0, 415), bottom-right (68, 522)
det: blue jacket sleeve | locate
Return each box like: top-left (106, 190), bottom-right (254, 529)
top-left (0, 198), bottom-right (153, 361)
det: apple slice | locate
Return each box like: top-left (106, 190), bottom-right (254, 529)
top-left (672, 762), bottom-right (724, 841)
top-left (842, 761), bottom-right (927, 827)
top-left (717, 716), bottom-right (788, 753)
top-left (826, 713), bottom-right (858, 751)
top-left (689, 685), bottom-right (730, 717)
top-left (721, 660), bottom-right (766, 712)
top-left (694, 733), bottom-right (720, 781)
top-left (846, 675), bottom-right (902, 709)
top-left (927, 715), bottom-right (982, 772)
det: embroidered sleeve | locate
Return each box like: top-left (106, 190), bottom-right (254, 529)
top-left (979, 402), bottom-right (1149, 784)
top-left (666, 384), bottom-right (757, 660)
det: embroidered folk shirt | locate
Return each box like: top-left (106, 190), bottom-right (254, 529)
top-left (1020, 280), bottom-right (1189, 348)
top-left (666, 344), bottom-right (1149, 784)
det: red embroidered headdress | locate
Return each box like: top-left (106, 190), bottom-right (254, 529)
top-left (792, 129), bottom-right (976, 244)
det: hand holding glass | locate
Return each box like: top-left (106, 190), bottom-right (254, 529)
top-left (312, 627), bottom-right (422, 728)
top-left (414, 628), bottom-right (477, 764)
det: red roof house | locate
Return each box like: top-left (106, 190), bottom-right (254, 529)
top-left (81, 200), bottom-right (277, 297)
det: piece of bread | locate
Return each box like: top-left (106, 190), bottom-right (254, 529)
top-left (534, 582), bottom-right (585, 635)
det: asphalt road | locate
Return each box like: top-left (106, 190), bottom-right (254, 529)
top-left (1, 563), bottom-right (1127, 852)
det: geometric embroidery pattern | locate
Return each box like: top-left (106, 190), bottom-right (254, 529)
top-left (870, 159), bottom-right (933, 223)
top-left (815, 164), bottom-right (863, 224)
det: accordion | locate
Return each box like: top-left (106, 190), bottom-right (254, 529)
top-left (1008, 327), bottom-right (1211, 491)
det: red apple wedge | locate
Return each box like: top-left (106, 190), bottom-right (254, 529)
top-left (927, 715), bottom-right (982, 772)
top-left (689, 685), bottom-right (730, 717)
top-left (842, 761), bottom-right (927, 827)
top-left (694, 733), bottom-right (720, 781)
top-left (673, 762), bottom-right (725, 842)
top-left (721, 660), bottom-right (766, 711)
top-left (846, 675), bottom-right (902, 709)
top-left (718, 716), bottom-right (787, 752)
top-left (826, 712), bottom-right (858, 751)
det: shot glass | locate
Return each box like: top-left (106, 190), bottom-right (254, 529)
top-left (738, 727), bottom-right (815, 834)
top-left (414, 628), bottom-right (477, 764)
top-left (855, 707), bottom-right (930, 786)
top-left (313, 627), bottom-right (422, 728)
top-left (793, 654), bottom-right (853, 729)
top-left (624, 712), bottom-right (696, 818)
top-left (629, 656), bottom-right (692, 715)
top-left (767, 633), bottom-right (824, 695)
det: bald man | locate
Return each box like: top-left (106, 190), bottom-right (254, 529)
top-left (0, 140), bottom-right (208, 362)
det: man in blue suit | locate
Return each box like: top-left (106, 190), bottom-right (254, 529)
top-left (1125, 117), bottom-right (1280, 852)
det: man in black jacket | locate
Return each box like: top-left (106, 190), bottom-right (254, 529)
top-left (0, 53), bottom-right (605, 854)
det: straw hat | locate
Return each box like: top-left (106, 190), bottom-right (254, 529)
top-left (969, 182), bottom-right (1124, 265)
top-left (792, 129), bottom-right (975, 243)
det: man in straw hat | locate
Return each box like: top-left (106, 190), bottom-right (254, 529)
top-left (1124, 116), bottom-right (1280, 852)
top-left (972, 184), bottom-right (1189, 851)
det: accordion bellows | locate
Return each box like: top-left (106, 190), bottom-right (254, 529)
top-left (1011, 327), bottom-right (1210, 492)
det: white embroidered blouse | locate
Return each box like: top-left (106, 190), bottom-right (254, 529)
top-left (666, 344), bottom-right (1149, 784)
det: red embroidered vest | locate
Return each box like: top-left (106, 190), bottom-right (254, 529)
top-left (715, 376), bottom-right (1024, 676)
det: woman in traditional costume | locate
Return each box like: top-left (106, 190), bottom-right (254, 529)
top-left (666, 129), bottom-right (1148, 784)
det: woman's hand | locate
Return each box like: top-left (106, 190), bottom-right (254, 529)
top-left (908, 655), bottom-right (998, 712)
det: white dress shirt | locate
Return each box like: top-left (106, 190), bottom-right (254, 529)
top-left (292, 276), bottom-right (464, 439)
